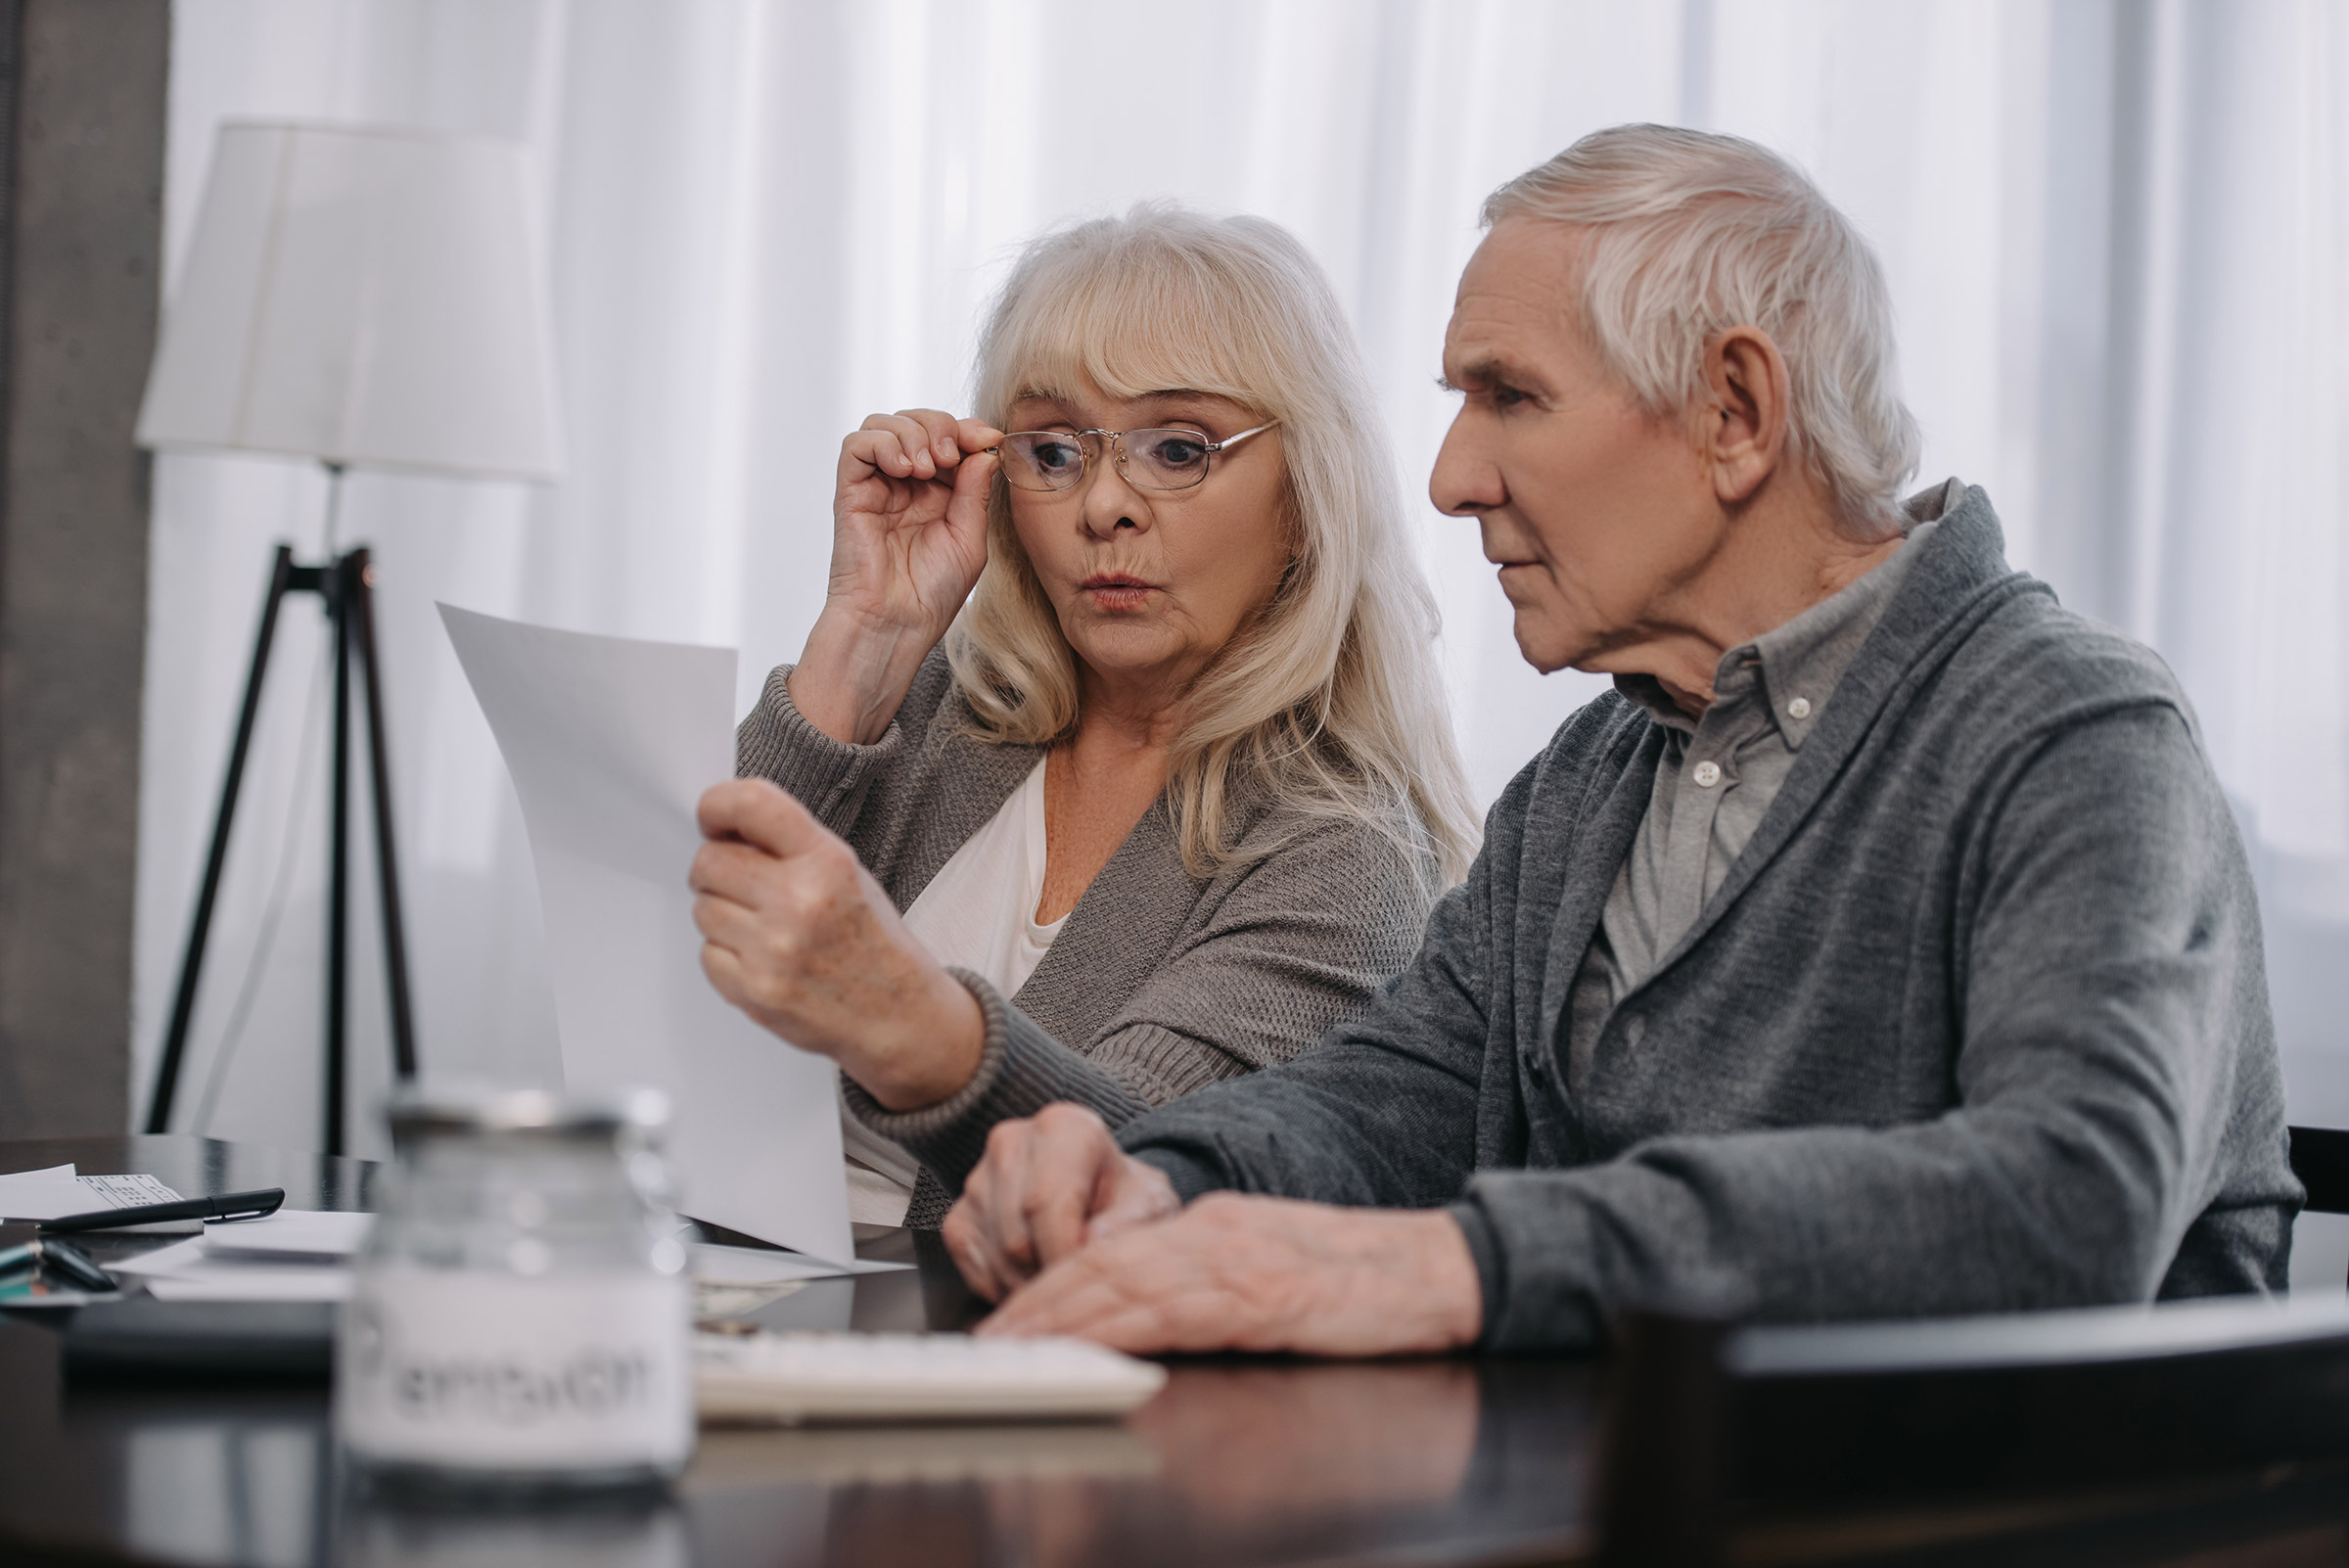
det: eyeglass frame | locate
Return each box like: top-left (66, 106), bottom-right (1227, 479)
top-left (985, 421), bottom-right (1280, 493)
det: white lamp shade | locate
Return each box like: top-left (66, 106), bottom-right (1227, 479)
top-left (137, 122), bottom-right (564, 482)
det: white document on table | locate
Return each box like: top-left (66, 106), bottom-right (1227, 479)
top-left (438, 604), bottom-right (853, 1266)
top-left (112, 1232), bottom-right (354, 1303)
top-left (110, 1222), bottom-right (895, 1305)
top-left (691, 1243), bottom-right (905, 1284)
top-left (111, 1211), bottom-right (364, 1302)
top-left (197, 1209), bottom-right (375, 1261)
top-left (0, 1165), bottom-right (79, 1220)
top-left (0, 1166), bottom-right (182, 1221)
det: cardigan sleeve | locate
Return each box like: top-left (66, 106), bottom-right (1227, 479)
top-left (841, 971), bottom-right (1154, 1185)
top-left (1449, 703), bottom-right (2285, 1347)
top-left (1108, 835), bottom-right (1501, 1215)
top-left (1122, 703), bottom-right (2291, 1351)
top-left (734, 652), bottom-right (958, 839)
top-left (844, 811), bottom-right (1438, 1193)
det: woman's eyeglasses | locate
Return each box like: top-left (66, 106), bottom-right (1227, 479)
top-left (988, 423), bottom-right (1278, 492)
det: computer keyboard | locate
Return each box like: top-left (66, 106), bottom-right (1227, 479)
top-left (694, 1330), bottom-right (1168, 1424)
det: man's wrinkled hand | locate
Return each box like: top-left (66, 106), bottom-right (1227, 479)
top-left (942, 1103), bottom-right (1179, 1302)
top-left (975, 1191), bottom-right (1484, 1358)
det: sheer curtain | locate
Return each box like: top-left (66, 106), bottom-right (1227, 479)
top-left (138, 0), bottom-right (2349, 1167)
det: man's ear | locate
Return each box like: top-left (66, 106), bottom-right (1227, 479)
top-left (1699, 326), bottom-right (1791, 506)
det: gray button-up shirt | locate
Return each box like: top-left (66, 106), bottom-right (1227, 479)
top-left (1563, 489), bottom-right (1954, 1095)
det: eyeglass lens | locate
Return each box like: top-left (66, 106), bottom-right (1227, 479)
top-left (996, 430), bottom-right (1216, 492)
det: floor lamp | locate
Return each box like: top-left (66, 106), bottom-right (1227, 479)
top-left (135, 122), bottom-right (565, 1155)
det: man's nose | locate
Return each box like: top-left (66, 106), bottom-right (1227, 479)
top-left (1429, 411), bottom-right (1503, 518)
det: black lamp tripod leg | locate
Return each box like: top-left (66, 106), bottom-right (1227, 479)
top-left (324, 561), bottom-right (353, 1157)
top-left (145, 547), bottom-right (300, 1134)
top-left (347, 548), bottom-right (418, 1081)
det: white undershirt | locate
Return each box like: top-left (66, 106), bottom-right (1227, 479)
top-left (838, 760), bottom-right (1067, 1224)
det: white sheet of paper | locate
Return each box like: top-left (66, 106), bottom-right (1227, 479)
top-left (106, 1236), bottom-right (209, 1276)
top-left (690, 1242), bottom-right (908, 1285)
top-left (115, 1233), bottom-right (894, 1304)
top-left (111, 1233), bottom-right (351, 1302)
top-left (0, 1167), bottom-right (183, 1221)
top-left (145, 1270), bottom-right (352, 1303)
top-left (76, 1175), bottom-right (182, 1208)
top-left (439, 604), bottom-right (852, 1265)
top-left (0, 1165), bottom-right (79, 1220)
top-left (0, 1188), bottom-right (85, 1221)
top-left (201, 1209), bottom-right (375, 1261)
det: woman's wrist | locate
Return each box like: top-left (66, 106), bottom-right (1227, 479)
top-left (789, 607), bottom-right (943, 746)
top-left (854, 964), bottom-right (987, 1113)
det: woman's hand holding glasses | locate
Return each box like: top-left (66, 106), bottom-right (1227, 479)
top-left (793, 408), bottom-right (1003, 746)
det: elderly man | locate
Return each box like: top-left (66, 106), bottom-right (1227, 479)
top-left (940, 124), bottom-right (2301, 1356)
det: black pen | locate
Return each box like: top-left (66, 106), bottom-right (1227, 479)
top-left (37, 1186), bottom-right (286, 1235)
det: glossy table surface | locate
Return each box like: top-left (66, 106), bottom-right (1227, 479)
top-left (0, 1136), bottom-right (1594, 1568)
top-left (10, 1136), bottom-right (2349, 1568)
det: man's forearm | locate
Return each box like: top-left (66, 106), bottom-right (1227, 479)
top-left (1116, 1033), bottom-right (1485, 1211)
top-left (1457, 1108), bottom-right (2189, 1352)
top-left (1112, 879), bottom-right (1497, 1209)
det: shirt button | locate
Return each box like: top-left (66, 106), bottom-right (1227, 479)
top-left (1692, 761), bottom-right (1723, 788)
top-left (1787, 696), bottom-right (1813, 719)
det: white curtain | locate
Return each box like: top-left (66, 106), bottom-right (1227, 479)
top-left (138, 0), bottom-right (2349, 1164)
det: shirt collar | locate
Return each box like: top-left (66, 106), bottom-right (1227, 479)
top-left (1611, 479), bottom-right (1962, 747)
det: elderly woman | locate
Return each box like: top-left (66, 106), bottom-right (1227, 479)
top-left (690, 205), bottom-right (1477, 1227)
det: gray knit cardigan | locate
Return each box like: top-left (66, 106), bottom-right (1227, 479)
top-left (1116, 486), bottom-right (2300, 1348)
top-left (735, 651), bottom-right (1438, 1225)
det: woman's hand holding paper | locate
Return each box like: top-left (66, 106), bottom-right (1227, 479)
top-left (791, 409), bottom-right (1001, 746)
top-left (691, 777), bottom-right (985, 1110)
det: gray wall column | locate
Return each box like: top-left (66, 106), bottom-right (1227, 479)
top-left (0, 0), bottom-right (169, 1138)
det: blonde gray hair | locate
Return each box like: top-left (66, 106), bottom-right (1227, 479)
top-left (1484, 124), bottom-right (1921, 538)
top-left (946, 203), bottom-right (1479, 886)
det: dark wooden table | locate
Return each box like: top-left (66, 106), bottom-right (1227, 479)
top-left (0, 1136), bottom-right (1593, 1568)
top-left (7, 1135), bottom-right (2349, 1568)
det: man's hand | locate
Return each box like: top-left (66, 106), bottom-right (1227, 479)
top-left (942, 1104), bottom-right (1180, 1302)
top-left (976, 1191), bottom-right (1485, 1358)
top-left (691, 777), bottom-right (983, 1109)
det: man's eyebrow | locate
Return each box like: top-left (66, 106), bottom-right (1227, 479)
top-left (1457, 356), bottom-right (1534, 388)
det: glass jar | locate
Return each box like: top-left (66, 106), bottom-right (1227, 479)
top-left (336, 1086), bottom-right (694, 1492)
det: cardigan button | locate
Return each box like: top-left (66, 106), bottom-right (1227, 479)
top-left (1692, 760), bottom-right (1723, 788)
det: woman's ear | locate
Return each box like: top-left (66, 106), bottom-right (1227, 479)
top-left (1700, 326), bottom-right (1791, 506)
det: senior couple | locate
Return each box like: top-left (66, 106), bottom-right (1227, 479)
top-left (687, 124), bottom-right (2299, 1356)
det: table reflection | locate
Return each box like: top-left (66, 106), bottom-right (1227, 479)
top-left (1127, 1360), bottom-right (1481, 1519)
top-left (54, 1352), bottom-right (1593, 1568)
top-left (340, 1492), bottom-right (690, 1568)
top-left (125, 1417), bottom-right (331, 1568)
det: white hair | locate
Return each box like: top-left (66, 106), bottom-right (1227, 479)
top-left (1483, 124), bottom-right (1920, 539)
top-left (948, 203), bottom-right (1481, 887)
